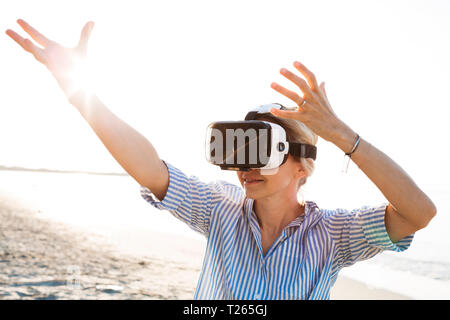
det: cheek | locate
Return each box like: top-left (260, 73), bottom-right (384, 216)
top-left (264, 175), bottom-right (286, 190)
top-left (266, 171), bottom-right (294, 190)
top-left (260, 168), bottom-right (279, 176)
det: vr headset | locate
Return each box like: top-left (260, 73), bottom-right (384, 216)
top-left (205, 103), bottom-right (317, 174)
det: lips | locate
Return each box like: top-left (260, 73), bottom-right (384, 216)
top-left (243, 178), bottom-right (264, 185)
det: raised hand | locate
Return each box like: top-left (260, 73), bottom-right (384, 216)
top-left (5, 19), bottom-right (95, 100)
top-left (270, 61), bottom-right (345, 143)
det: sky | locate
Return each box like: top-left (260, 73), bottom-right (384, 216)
top-left (1, 0), bottom-right (449, 209)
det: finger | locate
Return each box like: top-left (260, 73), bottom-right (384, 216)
top-left (17, 19), bottom-right (51, 47)
top-left (24, 39), bottom-right (47, 63)
top-left (280, 68), bottom-right (317, 100)
top-left (271, 82), bottom-right (306, 106)
top-left (320, 81), bottom-right (328, 99)
top-left (5, 29), bottom-right (46, 63)
top-left (77, 21), bottom-right (94, 56)
top-left (5, 29), bottom-right (27, 49)
top-left (293, 61), bottom-right (320, 92)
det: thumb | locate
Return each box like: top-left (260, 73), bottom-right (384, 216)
top-left (77, 21), bottom-right (94, 57)
top-left (269, 108), bottom-right (303, 120)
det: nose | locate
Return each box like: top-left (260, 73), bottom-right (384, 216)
top-left (241, 168), bottom-right (262, 178)
top-left (240, 168), bottom-right (258, 174)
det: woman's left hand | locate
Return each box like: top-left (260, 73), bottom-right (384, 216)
top-left (270, 61), bottom-right (346, 143)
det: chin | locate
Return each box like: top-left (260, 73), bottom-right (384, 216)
top-left (243, 188), bottom-right (265, 200)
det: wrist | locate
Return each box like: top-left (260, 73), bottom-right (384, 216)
top-left (333, 121), bottom-right (358, 154)
top-left (68, 90), bottom-right (97, 117)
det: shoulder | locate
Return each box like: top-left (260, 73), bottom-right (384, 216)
top-left (197, 179), bottom-right (246, 218)
top-left (207, 179), bottom-right (245, 201)
top-left (307, 201), bottom-right (354, 233)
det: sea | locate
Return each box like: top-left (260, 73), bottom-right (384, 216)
top-left (0, 168), bottom-right (449, 299)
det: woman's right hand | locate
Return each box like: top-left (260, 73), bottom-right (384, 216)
top-left (5, 19), bottom-right (95, 100)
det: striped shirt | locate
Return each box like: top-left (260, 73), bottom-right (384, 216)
top-left (140, 160), bottom-right (414, 300)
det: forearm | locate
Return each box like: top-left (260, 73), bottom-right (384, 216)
top-left (69, 91), bottom-right (168, 192)
top-left (332, 121), bottom-right (437, 228)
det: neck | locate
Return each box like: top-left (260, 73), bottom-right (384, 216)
top-left (253, 191), bottom-right (305, 235)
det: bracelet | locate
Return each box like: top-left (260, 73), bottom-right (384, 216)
top-left (345, 134), bottom-right (361, 157)
top-left (341, 133), bottom-right (361, 174)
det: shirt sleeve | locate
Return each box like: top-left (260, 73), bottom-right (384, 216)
top-left (324, 202), bottom-right (414, 270)
top-left (139, 160), bottom-right (242, 238)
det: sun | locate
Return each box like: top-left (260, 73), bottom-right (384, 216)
top-left (67, 56), bottom-right (97, 98)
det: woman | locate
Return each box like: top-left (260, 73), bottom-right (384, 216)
top-left (6, 20), bottom-right (437, 299)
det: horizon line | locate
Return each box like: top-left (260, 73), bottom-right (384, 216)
top-left (0, 165), bottom-right (128, 177)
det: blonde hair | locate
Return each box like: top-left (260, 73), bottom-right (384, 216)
top-left (255, 113), bottom-right (318, 191)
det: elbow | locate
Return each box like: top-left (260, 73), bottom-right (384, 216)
top-left (427, 202), bottom-right (438, 223)
top-left (416, 202), bottom-right (437, 229)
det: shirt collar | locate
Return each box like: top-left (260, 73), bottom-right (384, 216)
top-left (245, 198), bottom-right (316, 230)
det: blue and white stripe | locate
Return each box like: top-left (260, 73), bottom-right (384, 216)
top-left (140, 160), bottom-right (414, 300)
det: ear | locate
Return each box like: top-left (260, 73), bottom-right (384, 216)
top-left (295, 165), bottom-right (306, 179)
top-left (295, 162), bottom-right (306, 179)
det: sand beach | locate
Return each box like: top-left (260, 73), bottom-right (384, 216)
top-left (0, 187), bottom-right (411, 300)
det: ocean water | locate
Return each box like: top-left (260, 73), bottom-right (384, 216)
top-left (0, 169), bottom-right (448, 298)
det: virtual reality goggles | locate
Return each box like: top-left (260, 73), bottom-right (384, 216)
top-left (205, 103), bottom-right (317, 173)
